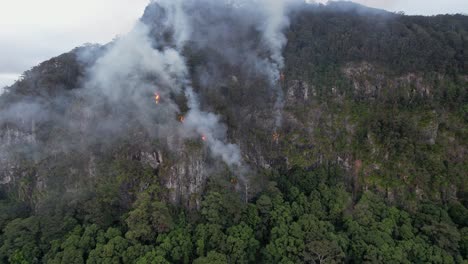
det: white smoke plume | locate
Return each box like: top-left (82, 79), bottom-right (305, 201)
top-left (156, 0), bottom-right (190, 49)
top-left (87, 23), bottom-right (188, 98)
top-left (259, 0), bottom-right (291, 128)
top-left (0, 0), bottom-right (302, 190)
top-left (161, 0), bottom-right (293, 129)
top-left (81, 0), bottom-right (297, 170)
top-left (183, 87), bottom-right (242, 168)
top-left (260, 0), bottom-right (290, 69)
top-left (149, 0), bottom-right (246, 169)
top-left (81, 2), bottom-right (248, 171)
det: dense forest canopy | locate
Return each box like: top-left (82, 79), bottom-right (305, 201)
top-left (0, 1), bottom-right (467, 263)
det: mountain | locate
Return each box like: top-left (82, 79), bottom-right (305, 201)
top-left (321, 1), bottom-right (391, 15)
top-left (0, 1), bottom-right (467, 263)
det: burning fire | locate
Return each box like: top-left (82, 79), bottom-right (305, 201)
top-left (272, 131), bottom-right (280, 142)
top-left (179, 116), bottom-right (185, 123)
top-left (201, 135), bottom-right (207, 141)
top-left (154, 92), bottom-right (160, 104)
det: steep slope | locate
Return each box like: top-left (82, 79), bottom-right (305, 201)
top-left (0, 1), bottom-right (467, 263)
top-left (0, 0), bottom-right (466, 209)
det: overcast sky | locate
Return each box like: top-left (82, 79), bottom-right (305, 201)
top-left (0, 0), bottom-right (467, 90)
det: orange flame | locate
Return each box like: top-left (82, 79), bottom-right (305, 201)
top-left (179, 116), bottom-right (185, 123)
top-left (201, 135), bottom-right (206, 141)
top-left (154, 93), bottom-right (160, 104)
top-left (272, 132), bottom-right (280, 142)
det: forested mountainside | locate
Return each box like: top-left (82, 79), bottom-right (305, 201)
top-left (0, 1), bottom-right (467, 263)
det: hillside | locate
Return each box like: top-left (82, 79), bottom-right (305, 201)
top-left (0, 1), bottom-right (467, 263)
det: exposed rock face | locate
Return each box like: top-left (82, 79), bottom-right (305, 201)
top-left (166, 150), bottom-right (208, 208)
top-left (343, 62), bottom-right (385, 98)
top-left (0, 124), bottom-right (37, 185)
top-left (398, 73), bottom-right (432, 98)
top-left (286, 80), bottom-right (310, 104)
top-left (0, 165), bottom-right (13, 185)
top-left (0, 122), bottom-right (36, 147)
top-left (272, 61), bottom-right (466, 201)
top-left (343, 62), bottom-right (433, 100)
top-left (140, 151), bottom-right (163, 170)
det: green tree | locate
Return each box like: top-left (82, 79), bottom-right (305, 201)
top-left (200, 191), bottom-right (243, 227)
top-left (0, 217), bottom-right (42, 264)
top-left (303, 240), bottom-right (344, 264)
top-left (135, 250), bottom-right (170, 264)
top-left (448, 202), bottom-right (468, 228)
top-left (224, 223), bottom-right (259, 263)
top-left (86, 228), bottom-right (129, 264)
top-left (155, 227), bottom-right (193, 264)
top-left (125, 192), bottom-right (173, 242)
top-left (9, 250), bottom-right (29, 264)
top-left (193, 251), bottom-right (228, 264)
top-left (194, 224), bottom-right (226, 257)
top-left (460, 227), bottom-right (468, 259)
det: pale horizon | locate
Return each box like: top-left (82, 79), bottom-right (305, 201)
top-left (1, 0), bottom-right (467, 89)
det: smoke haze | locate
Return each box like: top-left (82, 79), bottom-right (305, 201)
top-left (0, 0), bottom-right (326, 182)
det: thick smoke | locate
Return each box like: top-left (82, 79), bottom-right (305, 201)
top-left (143, 0), bottom-right (296, 169)
top-left (137, 0), bottom-right (295, 167)
top-left (183, 87), bottom-right (242, 168)
top-left (77, 22), bottom-right (186, 144)
top-left (152, 0), bottom-right (247, 169)
top-left (257, 0), bottom-right (291, 128)
top-left (0, 0), bottom-right (302, 188)
top-left (157, 0), bottom-right (190, 49)
top-left (81, 5), bottom-right (247, 170)
top-left (261, 0), bottom-right (289, 67)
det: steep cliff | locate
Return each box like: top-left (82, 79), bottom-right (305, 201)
top-left (0, 1), bottom-right (466, 211)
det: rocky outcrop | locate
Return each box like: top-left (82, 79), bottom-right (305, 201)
top-left (140, 151), bottom-right (163, 170)
top-left (165, 148), bottom-right (209, 208)
top-left (0, 124), bottom-right (36, 147)
top-left (286, 80), bottom-right (311, 104)
top-left (343, 62), bottom-right (433, 100)
top-left (0, 124), bottom-right (37, 185)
